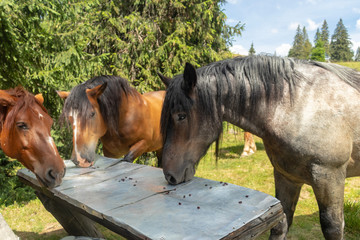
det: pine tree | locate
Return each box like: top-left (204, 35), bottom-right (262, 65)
top-left (314, 28), bottom-right (321, 44)
top-left (288, 25), bottom-right (304, 58)
top-left (355, 47), bottom-right (360, 62)
top-left (288, 25), bottom-right (312, 59)
top-left (310, 39), bottom-right (326, 62)
top-left (330, 19), bottom-right (353, 61)
top-left (302, 27), bottom-right (312, 59)
top-left (320, 20), bottom-right (330, 58)
top-left (248, 42), bottom-right (256, 56)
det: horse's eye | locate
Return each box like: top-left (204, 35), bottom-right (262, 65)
top-left (178, 113), bottom-right (187, 121)
top-left (16, 122), bottom-right (29, 130)
top-left (89, 112), bottom-right (96, 118)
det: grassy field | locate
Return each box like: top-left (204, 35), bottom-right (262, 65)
top-left (1, 61), bottom-right (360, 239)
top-left (337, 61), bottom-right (360, 71)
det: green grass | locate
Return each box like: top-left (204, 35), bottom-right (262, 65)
top-left (195, 129), bottom-right (360, 240)
top-left (337, 61), bottom-right (360, 71)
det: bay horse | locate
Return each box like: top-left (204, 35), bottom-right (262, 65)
top-left (159, 56), bottom-right (360, 240)
top-left (58, 75), bottom-right (165, 168)
top-left (0, 87), bottom-right (65, 188)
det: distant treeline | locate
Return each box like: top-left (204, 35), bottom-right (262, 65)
top-left (287, 19), bottom-right (357, 62)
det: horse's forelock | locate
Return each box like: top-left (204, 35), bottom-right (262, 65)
top-left (3, 87), bottom-right (47, 131)
top-left (61, 76), bottom-right (136, 136)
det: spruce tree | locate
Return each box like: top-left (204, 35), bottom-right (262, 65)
top-left (288, 25), bottom-right (304, 58)
top-left (320, 20), bottom-right (330, 58)
top-left (288, 25), bottom-right (312, 59)
top-left (248, 42), bottom-right (256, 56)
top-left (314, 28), bottom-right (321, 45)
top-left (355, 47), bottom-right (360, 62)
top-left (310, 39), bottom-right (326, 62)
top-left (330, 18), bottom-right (353, 61)
top-left (302, 27), bottom-right (312, 59)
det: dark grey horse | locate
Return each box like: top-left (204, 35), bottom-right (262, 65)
top-left (159, 56), bottom-right (360, 240)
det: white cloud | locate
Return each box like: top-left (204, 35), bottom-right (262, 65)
top-left (271, 28), bottom-right (279, 34)
top-left (305, 0), bottom-right (319, 4)
top-left (307, 19), bottom-right (321, 31)
top-left (289, 22), bottom-right (300, 30)
top-left (227, 0), bottom-right (238, 4)
top-left (353, 8), bottom-right (360, 14)
top-left (352, 40), bottom-right (360, 52)
top-left (356, 19), bottom-right (360, 30)
top-left (275, 44), bottom-right (292, 57)
top-left (226, 18), bottom-right (238, 24)
top-left (229, 44), bottom-right (248, 55)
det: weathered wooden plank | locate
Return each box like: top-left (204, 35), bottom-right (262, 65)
top-left (35, 191), bottom-right (104, 239)
top-left (0, 212), bottom-right (18, 240)
top-left (17, 156), bottom-right (283, 240)
top-left (101, 177), bottom-right (281, 240)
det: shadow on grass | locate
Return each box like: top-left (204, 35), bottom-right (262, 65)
top-left (14, 229), bottom-right (67, 240)
top-left (218, 142), bottom-right (265, 159)
top-left (258, 210), bottom-right (359, 240)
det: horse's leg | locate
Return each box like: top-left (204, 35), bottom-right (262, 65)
top-left (311, 165), bottom-right (346, 240)
top-left (123, 140), bottom-right (148, 162)
top-left (269, 169), bottom-right (303, 240)
top-left (241, 132), bottom-right (257, 157)
top-left (155, 148), bottom-right (163, 168)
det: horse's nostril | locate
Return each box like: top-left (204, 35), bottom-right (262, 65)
top-left (47, 169), bottom-right (56, 180)
top-left (165, 173), bottom-right (178, 185)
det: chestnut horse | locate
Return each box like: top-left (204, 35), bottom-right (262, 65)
top-left (58, 75), bottom-right (164, 168)
top-left (0, 87), bottom-right (65, 188)
top-left (160, 56), bottom-right (360, 240)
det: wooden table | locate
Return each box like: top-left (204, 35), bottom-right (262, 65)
top-left (17, 156), bottom-right (284, 240)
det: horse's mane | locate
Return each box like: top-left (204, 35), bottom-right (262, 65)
top-left (61, 75), bottom-right (137, 136)
top-left (1, 86), bottom-right (47, 132)
top-left (161, 55), bottom-right (360, 139)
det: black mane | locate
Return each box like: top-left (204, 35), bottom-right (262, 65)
top-left (62, 75), bottom-right (137, 136)
top-left (161, 55), bottom-right (360, 139)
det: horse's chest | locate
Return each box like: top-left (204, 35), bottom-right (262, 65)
top-left (100, 137), bottom-right (129, 157)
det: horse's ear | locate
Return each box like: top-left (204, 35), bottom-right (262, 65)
top-left (0, 90), bottom-right (15, 107)
top-left (157, 72), bottom-right (171, 88)
top-left (182, 62), bottom-right (197, 95)
top-left (34, 93), bottom-right (44, 105)
top-left (56, 91), bottom-right (70, 100)
top-left (86, 82), bottom-right (107, 100)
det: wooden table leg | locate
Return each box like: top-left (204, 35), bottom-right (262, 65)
top-left (35, 191), bottom-right (104, 238)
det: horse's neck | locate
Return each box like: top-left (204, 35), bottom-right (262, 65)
top-left (118, 91), bottom-right (147, 122)
top-left (219, 81), bottom-right (270, 139)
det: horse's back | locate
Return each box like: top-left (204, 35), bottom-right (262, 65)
top-left (143, 90), bottom-right (166, 103)
top-left (139, 90), bottom-right (165, 151)
top-left (265, 63), bottom-right (360, 181)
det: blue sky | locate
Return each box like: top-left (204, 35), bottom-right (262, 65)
top-left (223, 0), bottom-right (360, 56)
